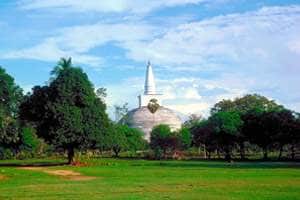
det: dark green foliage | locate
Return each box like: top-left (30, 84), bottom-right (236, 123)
top-left (209, 111), bottom-right (243, 161)
top-left (0, 67), bottom-right (23, 116)
top-left (19, 58), bottom-right (109, 164)
top-left (105, 124), bottom-right (146, 157)
top-left (20, 127), bottom-right (39, 151)
top-left (189, 94), bottom-right (300, 160)
top-left (150, 124), bottom-right (180, 158)
top-left (0, 67), bottom-right (23, 151)
top-left (211, 94), bottom-right (283, 115)
top-left (191, 119), bottom-right (217, 158)
top-left (178, 127), bottom-right (192, 150)
top-left (183, 114), bottom-right (202, 129)
top-left (106, 124), bottom-right (128, 157)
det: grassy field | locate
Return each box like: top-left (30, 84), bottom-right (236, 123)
top-left (0, 159), bottom-right (299, 200)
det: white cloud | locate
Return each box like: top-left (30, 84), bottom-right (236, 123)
top-left (125, 5), bottom-right (300, 72)
top-left (1, 23), bottom-right (156, 68)
top-left (19, 0), bottom-right (209, 14)
top-left (3, 4), bottom-right (300, 114)
top-left (1, 38), bottom-right (102, 67)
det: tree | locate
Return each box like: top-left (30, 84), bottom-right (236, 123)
top-left (183, 114), bottom-right (203, 129)
top-left (105, 124), bottom-right (128, 157)
top-left (0, 67), bottom-right (23, 152)
top-left (122, 126), bottom-right (146, 152)
top-left (106, 124), bottom-right (146, 157)
top-left (211, 94), bottom-right (283, 159)
top-left (150, 124), bottom-right (179, 159)
top-left (96, 87), bottom-right (107, 99)
top-left (114, 103), bottom-right (129, 122)
top-left (211, 94), bottom-right (283, 115)
top-left (289, 114), bottom-right (300, 160)
top-left (191, 119), bottom-right (217, 159)
top-left (209, 111), bottom-right (243, 161)
top-left (20, 58), bottom-right (109, 164)
top-left (242, 111), bottom-right (280, 160)
top-left (19, 126), bottom-right (43, 157)
top-left (178, 127), bottom-right (192, 150)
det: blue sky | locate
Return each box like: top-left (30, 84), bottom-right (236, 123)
top-left (1, 0), bottom-right (300, 118)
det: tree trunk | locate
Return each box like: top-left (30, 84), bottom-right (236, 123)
top-left (207, 151), bottom-right (211, 159)
top-left (239, 142), bottom-right (245, 160)
top-left (113, 147), bottom-right (120, 157)
top-left (278, 145), bottom-right (283, 160)
top-left (67, 148), bottom-right (75, 164)
top-left (217, 148), bottom-right (221, 159)
top-left (263, 147), bottom-right (268, 160)
top-left (203, 144), bottom-right (207, 159)
top-left (224, 148), bottom-right (231, 162)
top-left (291, 145), bottom-right (295, 160)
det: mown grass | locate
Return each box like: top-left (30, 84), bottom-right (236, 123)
top-left (0, 158), bottom-right (299, 200)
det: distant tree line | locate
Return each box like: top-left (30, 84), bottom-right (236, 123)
top-left (186, 94), bottom-right (300, 161)
top-left (0, 58), bottom-right (146, 163)
top-left (0, 58), bottom-right (299, 163)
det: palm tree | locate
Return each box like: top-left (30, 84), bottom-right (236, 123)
top-left (51, 57), bottom-right (73, 76)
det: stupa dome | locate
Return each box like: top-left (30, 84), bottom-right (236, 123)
top-left (125, 106), bottom-right (182, 141)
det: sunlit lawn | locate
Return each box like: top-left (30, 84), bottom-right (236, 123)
top-left (0, 158), bottom-right (299, 200)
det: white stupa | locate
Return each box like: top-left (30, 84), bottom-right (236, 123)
top-left (124, 62), bottom-right (182, 141)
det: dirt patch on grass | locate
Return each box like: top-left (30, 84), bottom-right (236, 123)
top-left (0, 175), bottom-right (7, 180)
top-left (19, 167), bottom-right (96, 181)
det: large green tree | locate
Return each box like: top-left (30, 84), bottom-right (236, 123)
top-left (211, 94), bottom-right (283, 159)
top-left (20, 58), bottom-right (109, 164)
top-left (0, 67), bottom-right (23, 151)
top-left (209, 111), bottom-right (243, 161)
top-left (191, 119), bottom-right (217, 159)
top-left (150, 124), bottom-right (180, 159)
top-left (105, 124), bottom-right (146, 157)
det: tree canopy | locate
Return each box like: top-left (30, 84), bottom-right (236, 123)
top-left (19, 58), bottom-right (110, 163)
top-left (0, 67), bottom-right (23, 149)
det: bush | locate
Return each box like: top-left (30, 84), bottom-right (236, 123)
top-left (0, 147), bottom-right (14, 160)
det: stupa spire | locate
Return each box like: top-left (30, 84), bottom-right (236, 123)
top-left (144, 61), bottom-right (156, 95)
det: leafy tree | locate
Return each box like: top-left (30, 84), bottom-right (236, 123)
top-left (150, 124), bottom-right (179, 159)
top-left (0, 67), bottom-right (23, 151)
top-left (122, 126), bottom-right (146, 152)
top-left (209, 111), bottom-right (243, 161)
top-left (20, 58), bottom-right (109, 164)
top-left (191, 119), bottom-right (217, 158)
top-left (211, 94), bottom-right (283, 159)
top-left (269, 110), bottom-right (295, 159)
top-left (96, 87), bottom-right (107, 100)
top-left (105, 123), bottom-right (128, 157)
top-left (211, 94), bottom-right (283, 115)
top-left (289, 114), bottom-right (300, 160)
top-left (105, 124), bottom-right (146, 157)
top-left (178, 127), bottom-right (192, 150)
top-left (114, 103), bottom-right (129, 122)
top-left (20, 127), bottom-right (39, 152)
top-left (183, 114), bottom-right (203, 129)
top-left (243, 111), bottom-right (280, 160)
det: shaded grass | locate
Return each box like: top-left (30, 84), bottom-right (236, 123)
top-left (0, 158), bottom-right (299, 199)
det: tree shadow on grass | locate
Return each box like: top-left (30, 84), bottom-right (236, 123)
top-left (149, 160), bottom-right (300, 169)
top-left (114, 157), bottom-right (300, 169)
top-left (0, 160), bottom-right (68, 167)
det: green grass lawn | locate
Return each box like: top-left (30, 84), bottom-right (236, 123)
top-left (0, 159), bottom-right (299, 200)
